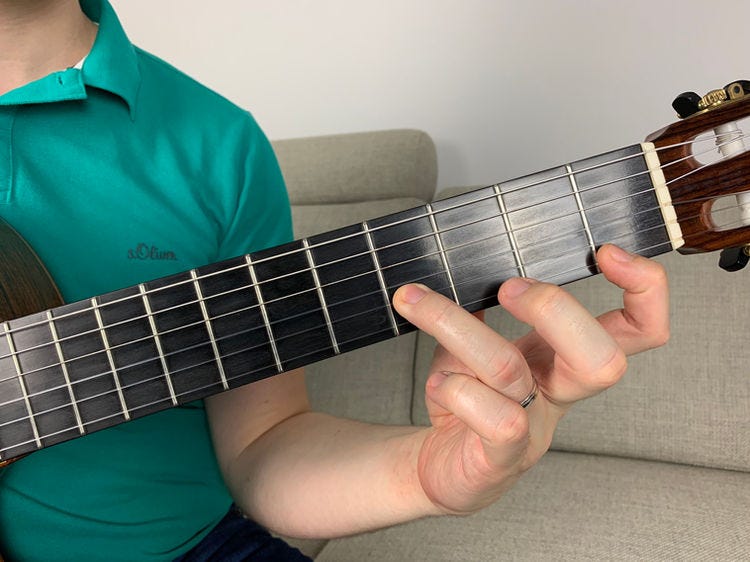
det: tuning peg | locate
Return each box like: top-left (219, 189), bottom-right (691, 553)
top-left (724, 80), bottom-right (750, 99)
top-left (718, 246), bottom-right (750, 272)
top-left (672, 91), bottom-right (702, 118)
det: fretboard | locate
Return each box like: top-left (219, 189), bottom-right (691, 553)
top-left (0, 143), bottom-right (674, 462)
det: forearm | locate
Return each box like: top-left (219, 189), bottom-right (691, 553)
top-left (223, 411), bottom-right (439, 539)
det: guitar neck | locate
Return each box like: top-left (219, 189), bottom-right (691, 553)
top-left (0, 142), bottom-right (676, 463)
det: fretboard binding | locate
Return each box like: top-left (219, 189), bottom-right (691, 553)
top-left (139, 284), bottom-right (178, 406)
top-left (493, 184), bottom-right (527, 277)
top-left (566, 164), bottom-right (600, 272)
top-left (302, 239), bottom-right (340, 355)
top-left (363, 221), bottom-right (400, 337)
top-left (46, 310), bottom-right (87, 433)
top-left (427, 203), bottom-right (460, 304)
top-left (246, 255), bottom-right (284, 373)
top-left (190, 270), bottom-right (230, 391)
top-left (3, 321), bottom-right (42, 449)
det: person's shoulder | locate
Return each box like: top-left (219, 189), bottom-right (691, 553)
top-left (133, 46), bottom-right (257, 129)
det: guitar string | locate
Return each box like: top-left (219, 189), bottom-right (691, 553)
top-left (0, 212), bottom-right (729, 441)
top-left (0, 174), bottom-right (668, 367)
top-left (0, 234), bottom-right (680, 453)
top-left (0, 135), bottom-right (720, 341)
top-left (0, 135), bottom-right (743, 384)
top-left (0, 186), bottom-right (672, 385)
top-left (0, 238), bottom-right (677, 455)
top-left (11, 184), bottom-right (750, 443)
top-left (0, 132), bottom-right (736, 347)
top-left (0, 201), bottom-right (674, 402)
top-left (0, 137), bottom-right (748, 438)
top-left (0, 130), bottom-right (744, 394)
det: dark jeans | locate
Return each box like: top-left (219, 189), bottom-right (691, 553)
top-left (174, 506), bottom-right (312, 562)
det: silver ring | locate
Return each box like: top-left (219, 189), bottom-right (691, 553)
top-left (519, 379), bottom-right (538, 409)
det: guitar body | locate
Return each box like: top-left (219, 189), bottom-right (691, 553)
top-left (0, 219), bottom-right (63, 465)
top-left (0, 220), bottom-right (61, 561)
top-left (0, 219), bottom-right (63, 324)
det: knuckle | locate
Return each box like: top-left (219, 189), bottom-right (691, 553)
top-left (591, 349), bottom-right (628, 390)
top-left (649, 325), bottom-right (671, 349)
top-left (649, 261), bottom-right (668, 283)
top-left (485, 347), bottom-right (519, 388)
top-left (534, 285), bottom-right (568, 322)
top-left (491, 407), bottom-right (530, 445)
top-left (430, 298), bottom-right (459, 330)
top-left (639, 258), bottom-right (668, 292)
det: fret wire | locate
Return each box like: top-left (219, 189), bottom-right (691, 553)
top-left (363, 221), bottom-right (400, 336)
top-left (0, 215), bottom-right (677, 425)
top-left (190, 270), bottom-right (229, 391)
top-left (91, 298), bottom-right (131, 421)
top-left (0, 222), bottom-right (681, 447)
top-left (0, 191), bottom-right (674, 386)
top-left (2, 133), bottom-right (736, 390)
top-left (426, 203), bottom-right (460, 304)
top-left (2, 321), bottom-right (42, 449)
top-left (1, 132), bottom-right (739, 355)
top-left (302, 238), bottom-right (340, 355)
top-left (246, 255), bottom-right (283, 373)
top-left (2, 137), bottom-right (735, 454)
top-left (1, 135), bottom-right (733, 345)
top-left (0, 172), bottom-right (664, 367)
top-left (0, 235), bottom-right (678, 456)
top-left (493, 184), bottom-right (526, 278)
top-left (139, 283), bottom-right (178, 406)
top-left (566, 163), bottom-right (600, 274)
top-left (46, 310), bottom-right (87, 433)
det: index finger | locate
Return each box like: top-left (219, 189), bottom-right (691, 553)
top-left (392, 284), bottom-right (533, 402)
top-left (595, 244), bottom-right (670, 355)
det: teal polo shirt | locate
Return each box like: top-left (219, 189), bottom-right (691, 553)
top-left (0, 0), bottom-right (293, 559)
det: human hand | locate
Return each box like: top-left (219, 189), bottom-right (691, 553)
top-left (392, 244), bottom-right (669, 515)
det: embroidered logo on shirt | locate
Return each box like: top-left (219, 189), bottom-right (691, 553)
top-left (127, 243), bottom-right (178, 261)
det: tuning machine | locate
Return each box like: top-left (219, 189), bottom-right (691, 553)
top-left (671, 80), bottom-right (750, 270)
top-left (719, 245), bottom-right (750, 272)
top-left (672, 80), bottom-right (750, 119)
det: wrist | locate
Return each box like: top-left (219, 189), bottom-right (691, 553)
top-left (389, 427), bottom-right (445, 518)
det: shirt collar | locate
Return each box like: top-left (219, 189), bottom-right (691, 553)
top-left (0, 0), bottom-right (140, 119)
top-left (79, 0), bottom-right (140, 118)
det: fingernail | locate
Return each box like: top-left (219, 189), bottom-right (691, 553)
top-left (502, 278), bottom-right (534, 298)
top-left (607, 244), bottom-right (635, 263)
top-left (400, 283), bottom-right (429, 304)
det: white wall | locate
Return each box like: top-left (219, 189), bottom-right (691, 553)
top-left (112, 0), bottom-right (750, 193)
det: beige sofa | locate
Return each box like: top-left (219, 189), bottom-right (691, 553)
top-left (271, 130), bottom-right (749, 561)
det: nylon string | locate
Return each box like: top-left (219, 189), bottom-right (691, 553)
top-left (0, 134), bottom-right (743, 382)
top-left (0, 135), bottom-right (748, 451)
top-left (0, 135), bottom-right (743, 398)
top-left (0, 132), bottom-right (736, 344)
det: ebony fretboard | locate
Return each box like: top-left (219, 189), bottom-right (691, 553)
top-left (0, 143), bottom-right (673, 462)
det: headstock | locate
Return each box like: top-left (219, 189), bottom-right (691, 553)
top-left (646, 80), bottom-right (750, 266)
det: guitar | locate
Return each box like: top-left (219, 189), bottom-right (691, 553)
top-left (1, 82), bottom-right (749, 487)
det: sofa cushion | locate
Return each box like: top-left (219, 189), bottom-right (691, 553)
top-left (314, 451), bottom-right (750, 561)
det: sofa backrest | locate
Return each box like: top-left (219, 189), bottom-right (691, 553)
top-left (273, 130), bottom-right (437, 426)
